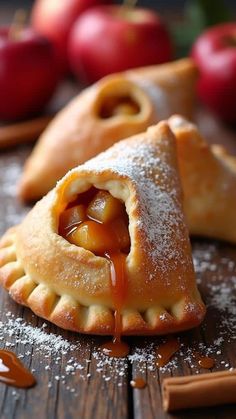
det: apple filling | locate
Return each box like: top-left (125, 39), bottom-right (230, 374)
top-left (59, 188), bottom-right (130, 255)
top-left (59, 188), bottom-right (130, 354)
top-left (99, 95), bottom-right (140, 119)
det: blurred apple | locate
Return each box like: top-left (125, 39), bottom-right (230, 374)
top-left (192, 23), bottom-right (236, 124)
top-left (31, 0), bottom-right (112, 72)
top-left (68, 5), bottom-right (173, 83)
top-left (0, 27), bottom-right (59, 121)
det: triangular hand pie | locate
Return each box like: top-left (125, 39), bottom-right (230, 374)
top-left (0, 123), bottom-right (205, 336)
top-left (169, 115), bottom-right (236, 243)
top-left (19, 58), bottom-right (197, 201)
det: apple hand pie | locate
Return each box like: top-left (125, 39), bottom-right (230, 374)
top-left (169, 115), bottom-right (236, 243)
top-left (18, 58), bottom-right (197, 202)
top-left (0, 123), bottom-right (205, 336)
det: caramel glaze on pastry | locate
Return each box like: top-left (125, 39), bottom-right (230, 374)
top-left (18, 58), bottom-right (198, 202)
top-left (169, 115), bottom-right (236, 243)
top-left (0, 123), bottom-right (205, 335)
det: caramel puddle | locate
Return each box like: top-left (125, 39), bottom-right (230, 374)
top-left (0, 350), bottom-right (36, 388)
top-left (156, 337), bottom-right (180, 367)
top-left (130, 377), bottom-right (147, 389)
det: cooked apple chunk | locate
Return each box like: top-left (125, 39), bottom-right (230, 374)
top-left (99, 95), bottom-right (140, 119)
top-left (87, 191), bottom-right (124, 223)
top-left (59, 204), bottom-right (86, 235)
top-left (112, 102), bottom-right (139, 116)
top-left (67, 220), bottom-right (118, 254)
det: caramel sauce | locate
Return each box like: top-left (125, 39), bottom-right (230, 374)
top-left (197, 356), bottom-right (215, 369)
top-left (193, 351), bottom-right (215, 369)
top-left (0, 350), bottom-right (36, 388)
top-left (101, 339), bottom-right (129, 358)
top-left (101, 252), bottom-right (129, 358)
top-left (156, 337), bottom-right (180, 367)
top-left (130, 377), bottom-right (146, 389)
top-left (59, 188), bottom-right (130, 358)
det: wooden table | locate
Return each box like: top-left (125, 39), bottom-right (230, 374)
top-left (0, 81), bottom-right (236, 418)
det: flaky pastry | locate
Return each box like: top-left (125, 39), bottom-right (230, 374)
top-left (0, 123), bottom-right (205, 335)
top-left (169, 115), bottom-right (236, 243)
top-left (19, 58), bottom-right (197, 201)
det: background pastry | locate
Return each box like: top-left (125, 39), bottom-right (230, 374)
top-left (18, 58), bottom-right (197, 202)
top-left (0, 123), bottom-right (205, 335)
top-left (169, 115), bottom-right (236, 243)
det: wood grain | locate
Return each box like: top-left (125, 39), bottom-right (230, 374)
top-left (1, 1), bottom-right (236, 417)
top-left (0, 83), bottom-right (236, 418)
top-left (131, 242), bottom-right (236, 419)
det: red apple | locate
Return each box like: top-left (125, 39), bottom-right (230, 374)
top-left (68, 5), bottom-right (173, 83)
top-left (0, 27), bottom-right (59, 121)
top-left (31, 0), bottom-right (112, 72)
top-left (192, 23), bottom-right (236, 124)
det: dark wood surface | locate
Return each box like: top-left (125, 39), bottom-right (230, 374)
top-left (1, 5), bottom-right (236, 419)
top-left (0, 83), bottom-right (236, 419)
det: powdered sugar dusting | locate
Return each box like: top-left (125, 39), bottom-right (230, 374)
top-left (64, 131), bottom-right (191, 282)
top-left (134, 79), bottom-right (172, 119)
top-left (0, 238), bottom-right (236, 399)
top-left (193, 241), bottom-right (236, 338)
top-left (0, 153), bottom-right (29, 234)
top-left (1, 315), bottom-right (78, 354)
top-left (1, 145), bottom-right (236, 399)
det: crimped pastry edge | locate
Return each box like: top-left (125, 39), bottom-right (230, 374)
top-left (0, 227), bottom-right (205, 336)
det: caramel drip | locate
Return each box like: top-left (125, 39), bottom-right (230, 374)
top-left (156, 337), bottom-right (180, 367)
top-left (101, 252), bottom-right (129, 358)
top-left (0, 350), bottom-right (36, 388)
top-left (130, 377), bottom-right (147, 389)
top-left (59, 188), bottom-right (130, 358)
top-left (107, 252), bottom-right (126, 339)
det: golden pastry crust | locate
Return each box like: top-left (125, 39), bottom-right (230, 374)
top-left (126, 58), bottom-right (198, 120)
top-left (169, 115), bottom-right (236, 243)
top-left (1, 123), bottom-right (205, 335)
top-left (19, 58), bottom-right (198, 202)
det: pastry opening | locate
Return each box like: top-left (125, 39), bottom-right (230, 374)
top-left (58, 186), bottom-right (130, 256)
top-left (98, 94), bottom-right (141, 119)
top-left (58, 186), bottom-right (130, 357)
top-left (93, 77), bottom-right (152, 123)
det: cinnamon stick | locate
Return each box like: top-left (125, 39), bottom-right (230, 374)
top-left (0, 115), bottom-right (52, 149)
top-left (162, 370), bottom-right (236, 412)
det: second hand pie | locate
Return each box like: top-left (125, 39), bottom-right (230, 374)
top-left (18, 58), bottom-right (198, 202)
top-left (0, 122), bottom-right (205, 338)
top-left (169, 115), bottom-right (236, 243)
